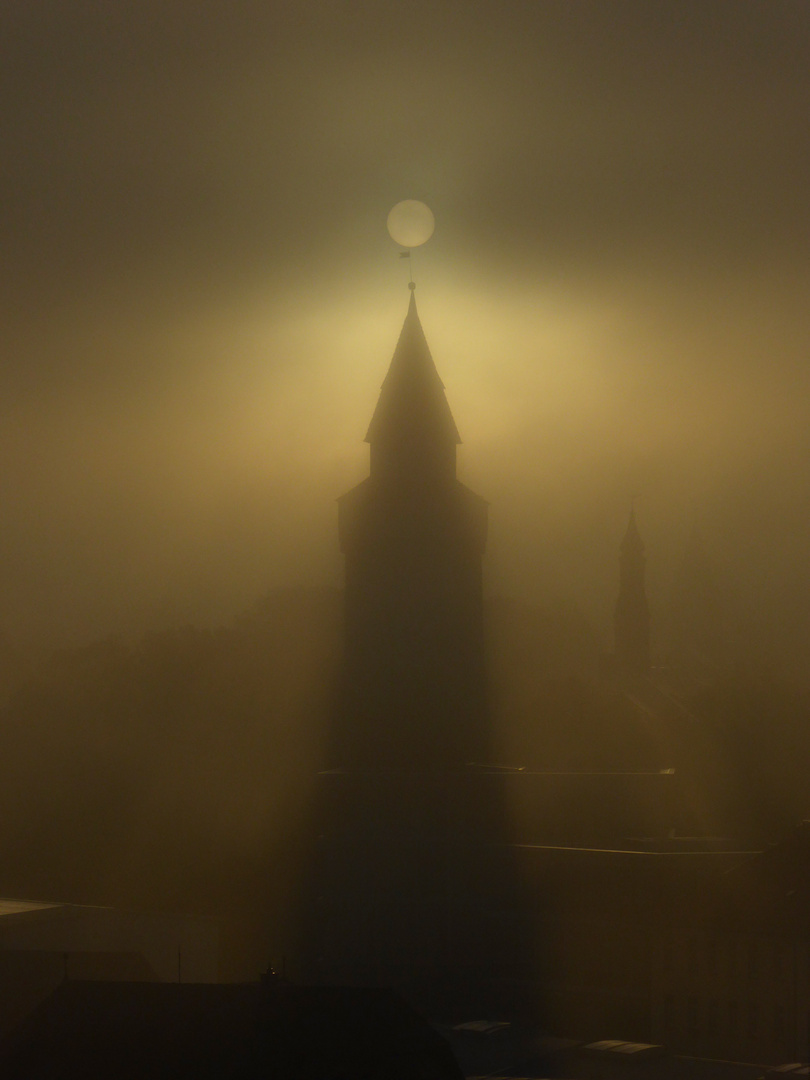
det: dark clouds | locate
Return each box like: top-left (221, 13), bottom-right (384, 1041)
top-left (1, 1), bottom-right (809, 659)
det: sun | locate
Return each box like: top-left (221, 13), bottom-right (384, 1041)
top-left (386, 201), bottom-right (435, 248)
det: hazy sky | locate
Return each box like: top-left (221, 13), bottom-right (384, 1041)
top-left (1, 1), bottom-right (809, 657)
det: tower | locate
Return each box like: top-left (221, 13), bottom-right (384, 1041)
top-left (614, 508), bottom-right (651, 677)
top-left (332, 287), bottom-right (489, 769)
top-left (300, 291), bottom-right (528, 1014)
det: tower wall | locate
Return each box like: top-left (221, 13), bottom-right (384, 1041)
top-left (337, 477), bottom-right (488, 769)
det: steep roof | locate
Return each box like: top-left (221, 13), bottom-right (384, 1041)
top-left (365, 290), bottom-right (461, 446)
top-left (621, 507), bottom-right (645, 556)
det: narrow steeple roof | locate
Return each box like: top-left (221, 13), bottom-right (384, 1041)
top-left (621, 507), bottom-right (645, 556)
top-left (615, 505), bottom-right (651, 676)
top-left (365, 290), bottom-right (461, 446)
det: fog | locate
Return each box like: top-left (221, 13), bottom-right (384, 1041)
top-left (0, 1), bottom-right (806, 673)
top-left (3, 10), bottom-right (810, 1023)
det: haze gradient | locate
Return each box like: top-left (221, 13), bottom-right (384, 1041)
top-left (1, 1), bottom-right (808, 670)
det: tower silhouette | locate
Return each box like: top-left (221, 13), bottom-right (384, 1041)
top-left (614, 508), bottom-right (651, 677)
top-left (331, 287), bottom-right (489, 769)
top-left (299, 290), bottom-right (531, 1016)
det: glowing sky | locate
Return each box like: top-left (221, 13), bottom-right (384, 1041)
top-left (1, 1), bottom-right (809, 664)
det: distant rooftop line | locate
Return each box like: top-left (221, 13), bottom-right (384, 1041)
top-left (512, 844), bottom-right (762, 857)
top-left (0, 899), bottom-right (62, 916)
top-left (317, 768), bottom-right (677, 776)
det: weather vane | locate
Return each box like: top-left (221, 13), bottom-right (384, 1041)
top-left (386, 200), bottom-right (435, 290)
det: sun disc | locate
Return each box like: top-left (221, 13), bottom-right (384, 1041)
top-left (386, 200), bottom-right (435, 248)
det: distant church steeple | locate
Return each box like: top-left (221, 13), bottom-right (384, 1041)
top-left (614, 507), bottom-right (651, 677)
top-left (334, 288), bottom-right (489, 768)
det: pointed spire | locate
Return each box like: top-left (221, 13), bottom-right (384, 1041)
top-left (621, 506), bottom-right (644, 555)
top-left (365, 290), bottom-right (461, 448)
top-left (615, 507), bottom-right (651, 677)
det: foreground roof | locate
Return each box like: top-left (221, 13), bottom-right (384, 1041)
top-left (0, 980), bottom-right (464, 1079)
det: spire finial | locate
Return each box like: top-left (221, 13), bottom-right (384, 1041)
top-left (398, 249), bottom-right (415, 287)
top-left (388, 200), bottom-right (433, 292)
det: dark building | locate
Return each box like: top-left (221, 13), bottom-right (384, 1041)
top-left (0, 979), bottom-right (463, 1079)
top-left (650, 821), bottom-right (810, 1064)
top-left (614, 508), bottom-right (651, 678)
top-left (332, 285), bottom-right (489, 770)
top-left (299, 289), bottom-right (530, 1018)
top-left (0, 897), bottom-right (217, 1036)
